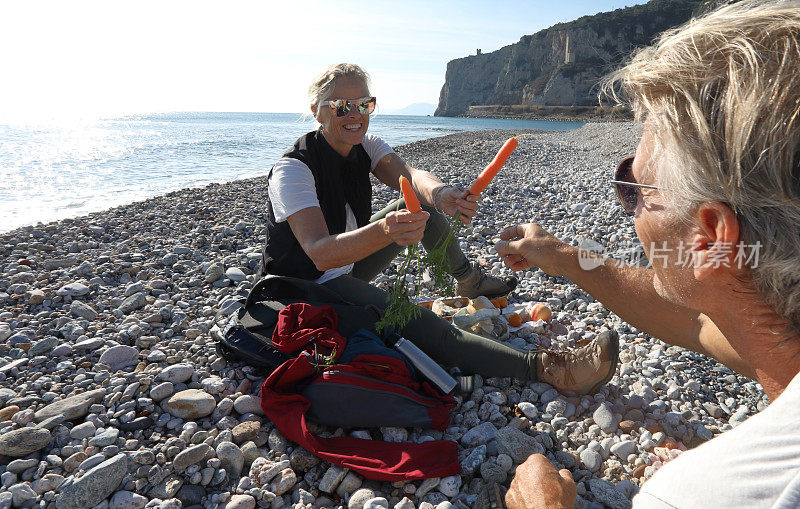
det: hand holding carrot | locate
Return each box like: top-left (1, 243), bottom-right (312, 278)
top-left (435, 186), bottom-right (480, 225)
top-left (385, 175), bottom-right (428, 245)
top-left (382, 210), bottom-right (428, 245)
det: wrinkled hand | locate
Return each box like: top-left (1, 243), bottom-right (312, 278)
top-left (382, 210), bottom-right (429, 246)
top-left (506, 454), bottom-right (577, 509)
top-left (437, 186), bottom-right (480, 225)
top-left (494, 222), bottom-right (570, 276)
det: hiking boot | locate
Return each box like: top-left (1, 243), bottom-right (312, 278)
top-left (455, 262), bottom-right (518, 299)
top-left (537, 329), bottom-right (619, 395)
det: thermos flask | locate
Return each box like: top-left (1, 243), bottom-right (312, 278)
top-left (394, 337), bottom-right (457, 394)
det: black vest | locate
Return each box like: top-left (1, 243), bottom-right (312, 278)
top-left (260, 129), bottom-right (373, 280)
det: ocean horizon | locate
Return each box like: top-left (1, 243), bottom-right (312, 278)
top-left (0, 112), bottom-right (583, 234)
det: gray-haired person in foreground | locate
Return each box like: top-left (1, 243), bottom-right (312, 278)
top-left (494, 1), bottom-right (800, 507)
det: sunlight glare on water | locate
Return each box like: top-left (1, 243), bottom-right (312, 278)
top-left (0, 113), bottom-right (582, 233)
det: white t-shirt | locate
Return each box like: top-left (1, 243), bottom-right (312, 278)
top-left (633, 370), bottom-right (800, 508)
top-left (267, 133), bottom-right (394, 283)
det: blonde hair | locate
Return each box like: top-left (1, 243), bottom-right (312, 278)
top-left (602, 0), bottom-right (800, 329)
top-left (308, 63), bottom-right (371, 111)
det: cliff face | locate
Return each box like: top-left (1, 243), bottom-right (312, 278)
top-left (435, 0), bottom-right (708, 117)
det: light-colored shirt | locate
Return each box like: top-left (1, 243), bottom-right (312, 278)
top-left (267, 133), bottom-right (394, 283)
top-left (633, 370), bottom-right (800, 509)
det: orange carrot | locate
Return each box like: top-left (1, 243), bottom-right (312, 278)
top-left (399, 175), bottom-right (422, 213)
top-left (469, 136), bottom-right (519, 195)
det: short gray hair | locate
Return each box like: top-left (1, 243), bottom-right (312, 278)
top-left (602, 0), bottom-right (800, 330)
top-left (308, 63), bottom-right (371, 111)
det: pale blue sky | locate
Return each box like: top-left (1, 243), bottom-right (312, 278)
top-left (0, 0), bottom-right (649, 120)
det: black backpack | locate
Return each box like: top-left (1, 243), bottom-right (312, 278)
top-left (215, 275), bottom-right (386, 372)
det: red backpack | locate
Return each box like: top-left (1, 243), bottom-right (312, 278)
top-left (248, 283), bottom-right (460, 481)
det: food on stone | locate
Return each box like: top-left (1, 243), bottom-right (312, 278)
top-left (491, 297), bottom-right (509, 309)
top-left (529, 303), bottom-right (552, 322)
top-left (508, 313), bottom-right (523, 327)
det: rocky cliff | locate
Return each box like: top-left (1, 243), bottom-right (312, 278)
top-left (435, 0), bottom-right (710, 117)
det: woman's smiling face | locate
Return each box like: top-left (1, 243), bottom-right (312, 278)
top-left (313, 76), bottom-right (371, 157)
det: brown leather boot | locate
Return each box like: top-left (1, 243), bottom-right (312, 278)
top-left (537, 330), bottom-right (619, 395)
top-left (455, 262), bottom-right (518, 299)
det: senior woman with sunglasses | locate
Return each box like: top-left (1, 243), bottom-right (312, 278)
top-left (258, 62), bottom-right (619, 392)
top-left (494, 1), bottom-right (800, 507)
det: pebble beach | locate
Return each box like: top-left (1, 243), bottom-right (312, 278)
top-left (0, 122), bottom-right (768, 509)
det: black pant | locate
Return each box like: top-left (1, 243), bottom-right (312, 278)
top-left (322, 198), bottom-right (538, 380)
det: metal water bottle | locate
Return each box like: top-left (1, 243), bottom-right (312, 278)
top-left (394, 338), bottom-right (457, 394)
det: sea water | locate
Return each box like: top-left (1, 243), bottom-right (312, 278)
top-left (0, 112), bottom-right (582, 233)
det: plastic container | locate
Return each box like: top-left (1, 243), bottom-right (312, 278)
top-left (394, 338), bottom-right (457, 394)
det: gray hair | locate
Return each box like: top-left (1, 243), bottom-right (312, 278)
top-left (601, 0), bottom-right (800, 330)
top-left (308, 63), bottom-right (371, 111)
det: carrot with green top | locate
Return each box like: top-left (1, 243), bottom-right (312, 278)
top-left (377, 175), bottom-right (425, 332)
top-left (421, 135), bottom-right (529, 296)
top-left (469, 136), bottom-right (519, 195)
top-left (399, 175), bottom-right (421, 213)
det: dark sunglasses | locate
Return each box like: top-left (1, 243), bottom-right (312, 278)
top-left (610, 156), bottom-right (663, 215)
top-left (322, 96), bottom-right (377, 117)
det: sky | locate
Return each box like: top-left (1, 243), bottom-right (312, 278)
top-left (0, 0), bottom-right (649, 120)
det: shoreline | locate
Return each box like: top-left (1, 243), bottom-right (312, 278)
top-left (454, 112), bottom-right (633, 123)
top-left (446, 105), bottom-right (634, 123)
top-left (0, 122), bottom-right (765, 508)
top-left (0, 117), bottom-right (583, 237)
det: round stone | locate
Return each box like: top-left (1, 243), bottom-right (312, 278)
top-left (225, 268), bottom-right (247, 282)
top-left (56, 455), bottom-right (127, 509)
top-left (224, 495), bottom-right (256, 509)
top-left (580, 449), bottom-right (603, 472)
top-left (150, 382), bottom-right (174, 402)
top-left (348, 489), bottom-right (376, 509)
top-left (217, 441), bottom-right (244, 478)
top-left (593, 402), bottom-right (618, 433)
top-left (109, 491), bottom-right (148, 509)
top-left (158, 364), bottom-right (195, 384)
top-left (231, 421), bottom-right (260, 444)
top-left (162, 389), bottom-right (216, 419)
top-left (99, 345), bottom-right (139, 370)
top-left (233, 395), bottom-right (264, 416)
top-left (173, 444), bottom-right (212, 473)
top-left (517, 401), bottom-right (538, 420)
top-left (0, 427), bottom-right (51, 457)
top-left (610, 440), bottom-right (637, 460)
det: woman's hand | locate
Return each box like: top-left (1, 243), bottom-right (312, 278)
top-left (493, 222), bottom-right (572, 276)
top-left (436, 186), bottom-right (480, 225)
top-left (382, 209), bottom-right (429, 246)
top-left (506, 454), bottom-right (576, 509)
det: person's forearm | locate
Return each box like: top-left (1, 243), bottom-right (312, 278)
top-left (556, 245), bottom-right (753, 376)
top-left (556, 245), bottom-right (699, 342)
top-left (408, 168), bottom-right (446, 207)
top-left (307, 221), bottom-right (393, 271)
